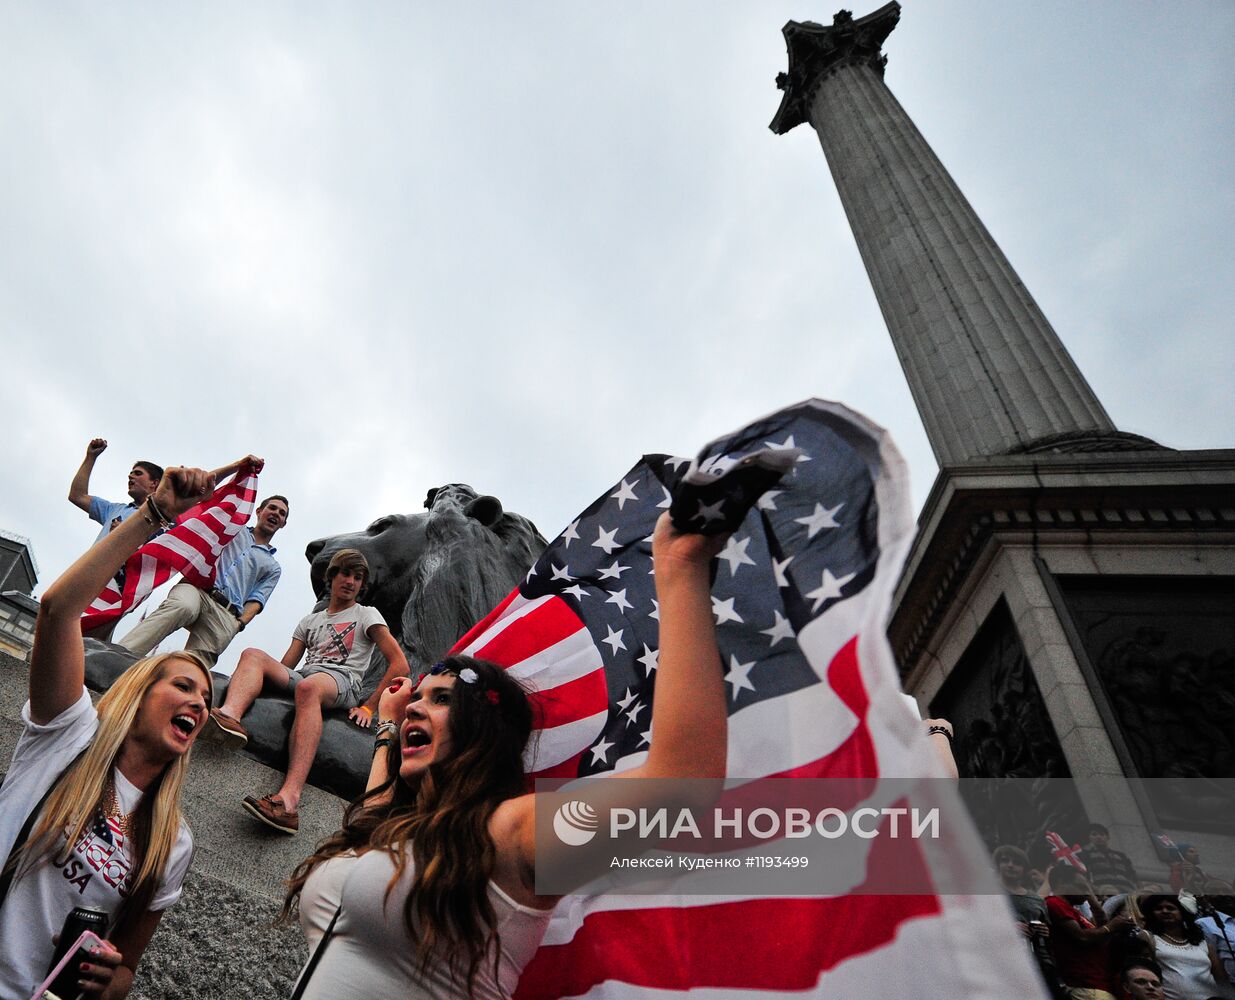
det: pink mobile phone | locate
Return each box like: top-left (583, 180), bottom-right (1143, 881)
top-left (30, 929), bottom-right (103, 1000)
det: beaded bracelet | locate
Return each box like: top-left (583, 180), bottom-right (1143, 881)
top-left (927, 725), bottom-right (954, 743)
top-left (145, 496), bottom-right (175, 528)
top-left (373, 721), bottom-right (399, 739)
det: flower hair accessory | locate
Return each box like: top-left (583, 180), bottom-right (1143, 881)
top-left (458, 667), bottom-right (479, 684)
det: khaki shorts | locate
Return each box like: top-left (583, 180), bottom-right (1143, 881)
top-left (285, 665), bottom-right (363, 709)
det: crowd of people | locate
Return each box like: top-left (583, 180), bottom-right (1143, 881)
top-left (997, 826), bottom-right (1235, 1000)
top-left (0, 455), bottom-right (735, 998)
top-left (67, 439), bottom-right (404, 836)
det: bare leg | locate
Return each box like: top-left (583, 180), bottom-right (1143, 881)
top-left (220, 647), bottom-right (290, 721)
top-left (275, 673), bottom-right (338, 813)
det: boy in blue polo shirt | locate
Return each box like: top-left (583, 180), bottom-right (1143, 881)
top-left (68, 437), bottom-right (164, 542)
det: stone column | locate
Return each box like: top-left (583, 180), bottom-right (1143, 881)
top-left (772, 4), bottom-right (1115, 465)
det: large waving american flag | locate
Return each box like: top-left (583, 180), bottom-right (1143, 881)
top-left (80, 468), bottom-right (258, 632)
top-left (452, 400), bottom-right (1045, 999)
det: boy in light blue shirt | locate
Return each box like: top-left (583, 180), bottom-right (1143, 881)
top-left (68, 438), bottom-right (164, 542)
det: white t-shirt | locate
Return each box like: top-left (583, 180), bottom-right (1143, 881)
top-left (0, 690), bottom-right (194, 998)
top-left (293, 604), bottom-right (387, 686)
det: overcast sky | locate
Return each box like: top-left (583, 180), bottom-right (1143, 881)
top-left (2, 1), bottom-right (1231, 671)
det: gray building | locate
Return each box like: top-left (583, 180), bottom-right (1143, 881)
top-left (0, 529), bottom-right (39, 659)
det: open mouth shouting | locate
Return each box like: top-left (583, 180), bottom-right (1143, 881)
top-left (402, 722), bottom-right (432, 757)
top-left (170, 712), bottom-right (201, 744)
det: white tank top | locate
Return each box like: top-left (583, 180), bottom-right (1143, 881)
top-left (296, 850), bottom-right (553, 999)
top-left (1152, 933), bottom-right (1219, 1000)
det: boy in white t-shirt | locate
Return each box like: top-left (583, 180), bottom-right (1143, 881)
top-left (206, 549), bottom-right (410, 833)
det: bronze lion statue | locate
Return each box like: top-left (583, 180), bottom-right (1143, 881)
top-left (304, 483), bottom-right (547, 685)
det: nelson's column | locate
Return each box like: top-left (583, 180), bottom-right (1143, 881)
top-left (773, 3), bottom-right (1235, 875)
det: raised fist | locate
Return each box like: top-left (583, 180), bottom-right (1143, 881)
top-left (86, 438), bottom-right (108, 457)
top-left (153, 467), bottom-right (217, 518)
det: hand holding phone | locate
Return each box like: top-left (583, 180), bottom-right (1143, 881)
top-left (32, 931), bottom-right (122, 1000)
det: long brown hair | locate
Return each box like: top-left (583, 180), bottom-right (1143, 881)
top-left (8, 651), bottom-right (212, 921)
top-left (284, 656), bottom-right (534, 995)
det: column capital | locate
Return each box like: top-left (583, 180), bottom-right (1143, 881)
top-left (770, 3), bottom-right (901, 134)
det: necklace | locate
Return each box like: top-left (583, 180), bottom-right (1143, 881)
top-left (1159, 931), bottom-right (1190, 946)
top-left (95, 775), bottom-right (135, 845)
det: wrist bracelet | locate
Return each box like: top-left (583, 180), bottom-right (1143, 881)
top-left (927, 725), bottom-right (954, 743)
top-left (374, 721), bottom-right (398, 739)
top-left (373, 738), bottom-right (395, 753)
top-left (145, 496), bottom-right (174, 528)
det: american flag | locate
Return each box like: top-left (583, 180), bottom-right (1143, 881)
top-left (80, 468), bottom-right (258, 632)
top-left (1155, 832), bottom-right (1184, 862)
top-left (452, 399), bottom-right (1046, 998)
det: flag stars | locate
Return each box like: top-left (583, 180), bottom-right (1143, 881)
top-left (590, 737), bottom-right (615, 765)
top-left (549, 563), bottom-right (575, 583)
top-left (638, 725), bottom-right (652, 748)
top-left (756, 491), bottom-right (782, 512)
top-left (592, 526), bottom-right (620, 554)
top-left (725, 655), bottom-right (757, 699)
top-left (760, 610), bottom-right (796, 646)
top-left (649, 599), bottom-right (660, 621)
top-left (610, 480), bottom-right (639, 510)
top-left (795, 502), bottom-right (843, 539)
top-left (805, 568), bottom-right (857, 612)
top-left (563, 584), bottom-right (589, 600)
top-left (656, 487), bottom-right (673, 509)
top-left (717, 535), bottom-right (756, 577)
top-left (699, 454), bottom-right (738, 477)
top-left (605, 588), bottom-right (634, 613)
top-left (560, 520), bottom-right (580, 548)
top-left (693, 499), bottom-right (726, 526)
top-left (664, 456), bottom-right (690, 471)
top-left (597, 560), bottom-right (630, 581)
top-left (772, 555), bottom-right (793, 588)
top-left (711, 596), bottom-right (743, 625)
top-left (602, 626), bottom-right (627, 655)
top-left (616, 686), bottom-right (638, 711)
top-left (625, 701), bottom-right (646, 726)
top-left (637, 644), bottom-right (659, 675)
top-left (765, 434), bottom-right (811, 463)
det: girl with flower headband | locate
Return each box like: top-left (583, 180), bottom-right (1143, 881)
top-left (283, 512), bottom-right (730, 998)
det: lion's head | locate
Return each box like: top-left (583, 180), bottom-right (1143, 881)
top-left (305, 484), bottom-right (546, 688)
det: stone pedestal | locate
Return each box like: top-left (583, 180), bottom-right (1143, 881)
top-left (891, 450), bottom-right (1235, 876)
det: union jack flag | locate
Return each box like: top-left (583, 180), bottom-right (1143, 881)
top-left (452, 400), bottom-right (1046, 999)
top-left (1045, 830), bottom-right (1088, 872)
top-left (80, 467), bottom-right (258, 632)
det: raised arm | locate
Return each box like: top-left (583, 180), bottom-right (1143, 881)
top-left (207, 454), bottom-right (264, 485)
top-left (32, 467), bottom-right (216, 724)
top-left (502, 513), bottom-right (728, 896)
top-left (68, 438), bottom-right (108, 512)
top-left (366, 676), bottom-right (415, 796)
top-left (630, 513), bottom-right (728, 782)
